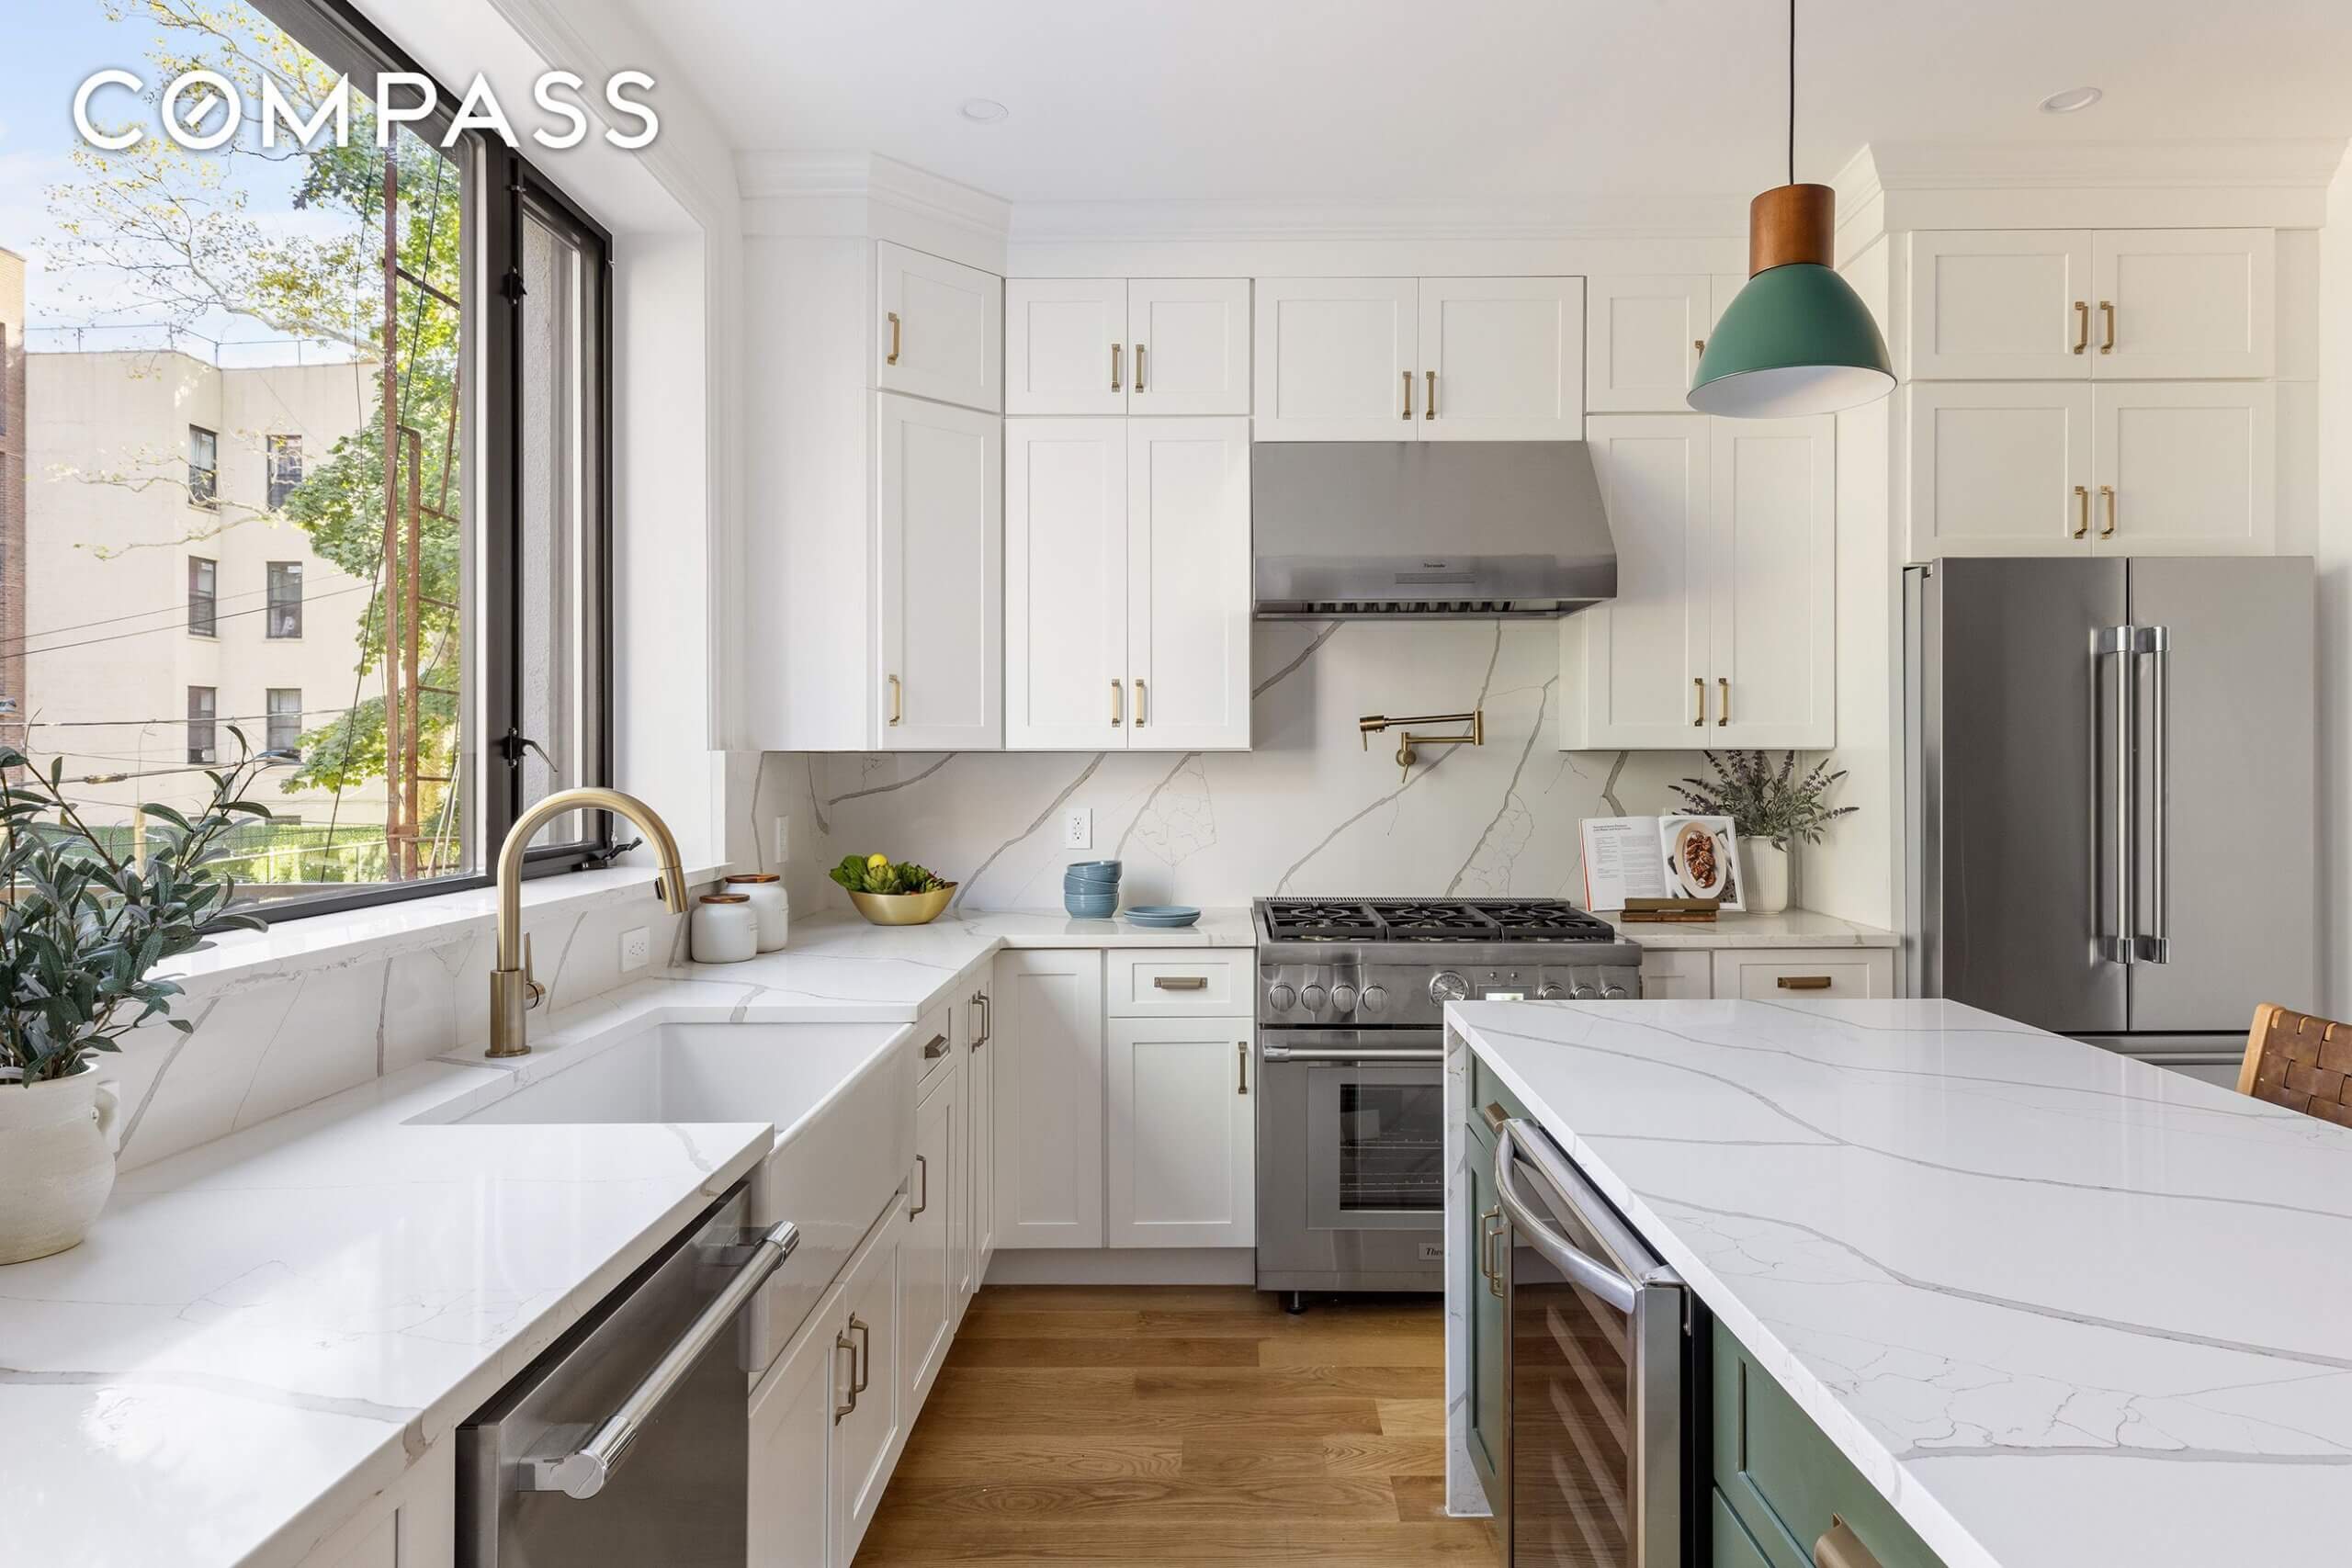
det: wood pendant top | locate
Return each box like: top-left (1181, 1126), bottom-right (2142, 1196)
top-left (1749, 184), bottom-right (1836, 275)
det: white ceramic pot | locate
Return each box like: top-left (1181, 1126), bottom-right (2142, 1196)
top-left (1747, 840), bottom-right (1791, 915)
top-left (0, 1062), bottom-right (119, 1266)
top-left (724, 874), bottom-right (790, 952)
top-left (691, 892), bottom-right (759, 964)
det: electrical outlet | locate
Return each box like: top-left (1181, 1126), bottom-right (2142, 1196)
top-left (620, 927), bottom-right (651, 973)
top-left (772, 814), bottom-right (790, 863)
top-left (1062, 807), bottom-right (1092, 850)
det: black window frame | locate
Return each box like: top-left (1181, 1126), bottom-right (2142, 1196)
top-left (186, 685), bottom-right (218, 765)
top-left (226, 0), bottom-right (616, 924)
top-left (265, 559), bottom-right (303, 638)
top-left (187, 425), bottom-right (219, 510)
top-left (266, 434), bottom-right (303, 509)
top-left (187, 556), bottom-right (218, 637)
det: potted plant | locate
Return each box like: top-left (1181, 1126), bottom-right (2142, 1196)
top-left (0, 739), bottom-right (273, 1264)
top-left (1668, 751), bottom-right (1856, 916)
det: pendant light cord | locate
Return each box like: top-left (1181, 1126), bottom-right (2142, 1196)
top-left (1787, 0), bottom-right (1796, 187)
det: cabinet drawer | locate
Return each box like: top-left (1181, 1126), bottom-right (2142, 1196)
top-left (1104, 950), bottom-right (1246, 1016)
top-left (912, 998), bottom-right (956, 1096)
top-left (1637, 948), bottom-right (1713, 999)
top-left (1468, 1054), bottom-right (1532, 1134)
top-left (1711, 949), bottom-right (1893, 1001)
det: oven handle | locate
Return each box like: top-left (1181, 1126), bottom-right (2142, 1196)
top-left (1261, 1044), bottom-right (1442, 1064)
top-left (1493, 1122), bottom-right (1639, 1314)
top-left (522, 1221), bottom-right (797, 1499)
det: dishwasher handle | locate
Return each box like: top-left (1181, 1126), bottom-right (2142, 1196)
top-left (522, 1221), bottom-right (797, 1500)
top-left (1492, 1121), bottom-right (1640, 1314)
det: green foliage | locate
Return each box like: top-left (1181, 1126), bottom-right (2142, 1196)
top-left (828, 854), bottom-right (947, 896)
top-left (0, 737), bottom-right (275, 1086)
top-left (1669, 751), bottom-right (1859, 851)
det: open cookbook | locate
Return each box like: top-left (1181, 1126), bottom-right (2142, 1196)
top-left (1578, 815), bottom-right (1745, 912)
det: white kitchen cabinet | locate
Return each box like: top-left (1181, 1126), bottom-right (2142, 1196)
top-left (1562, 413), bottom-right (1832, 749)
top-left (1004, 277), bottom-right (1128, 415)
top-left (1417, 276), bottom-right (1583, 439)
top-left (1104, 1018), bottom-right (1256, 1249)
top-left (992, 949), bottom-right (1106, 1247)
top-left (1904, 228), bottom-right (2273, 383)
top-left (748, 1297), bottom-right (837, 1568)
top-left (1252, 277), bottom-right (1419, 439)
top-left (830, 1212), bottom-right (900, 1565)
top-left (900, 1055), bottom-right (962, 1413)
top-left (1560, 415), bottom-right (1711, 746)
top-left (1710, 948), bottom-right (1894, 1000)
top-left (876, 240), bottom-right (1002, 412)
top-left (876, 393), bottom-right (1002, 749)
top-left (1128, 277), bottom-right (1251, 414)
top-left (2090, 382), bottom-right (2275, 555)
top-left (1104, 949), bottom-right (1250, 1017)
top-left (1905, 381), bottom-right (2096, 558)
top-left (1004, 418), bottom-right (1250, 750)
top-left (1905, 231), bottom-right (2096, 379)
top-left (2090, 230), bottom-right (2275, 380)
top-left (1634, 950), bottom-right (1712, 1001)
top-left (292, 1442), bottom-right (453, 1568)
top-left (1586, 275), bottom-right (1712, 412)
top-left (1706, 415), bottom-right (1836, 746)
top-left (963, 968), bottom-right (996, 1302)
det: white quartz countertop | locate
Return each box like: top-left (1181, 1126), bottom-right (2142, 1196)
top-left (1451, 998), bottom-right (2352, 1568)
top-left (1601, 908), bottom-right (1899, 949)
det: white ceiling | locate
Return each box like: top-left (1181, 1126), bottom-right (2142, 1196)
top-left (627, 0), bottom-right (2352, 206)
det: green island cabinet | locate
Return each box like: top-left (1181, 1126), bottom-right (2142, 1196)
top-left (1712, 1320), bottom-right (1949, 1568)
top-left (1462, 1054), bottom-right (1533, 1512)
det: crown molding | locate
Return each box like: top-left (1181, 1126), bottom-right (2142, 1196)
top-left (1008, 191), bottom-right (1752, 244)
top-left (1866, 138), bottom-right (2348, 192)
top-left (737, 151), bottom-right (1013, 247)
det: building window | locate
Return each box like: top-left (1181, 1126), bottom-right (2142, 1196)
top-left (188, 557), bottom-right (218, 637)
top-left (187, 686), bottom-right (217, 764)
top-left (188, 426), bottom-right (218, 510)
top-left (266, 561), bottom-right (303, 638)
top-left (266, 434), bottom-right (303, 509)
top-left (266, 688), bottom-right (302, 758)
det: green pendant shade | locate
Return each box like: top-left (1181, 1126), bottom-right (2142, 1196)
top-left (1688, 262), bottom-right (1894, 418)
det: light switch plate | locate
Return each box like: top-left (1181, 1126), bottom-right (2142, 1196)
top-left (1062, 807), bottom-right (1092, 850)
top-left (620, 927), bottom-right (651, 972)
top-left (772, 815), bottom-right (790, 862)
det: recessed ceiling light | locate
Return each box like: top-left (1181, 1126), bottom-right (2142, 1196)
top-left (2039, 86), bottom-right (2103, 115)
top-left (958, 98), bottom-right (1009, 124)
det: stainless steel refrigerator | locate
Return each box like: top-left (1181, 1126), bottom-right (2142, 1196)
top-left (1905, 557), bottom-right (2317, 1078)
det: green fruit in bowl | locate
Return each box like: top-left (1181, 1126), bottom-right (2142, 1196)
top-left (829, 852), bottom-right (947, 896)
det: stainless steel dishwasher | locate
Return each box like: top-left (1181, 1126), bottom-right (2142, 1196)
top-left (458, 1180), bottom-right (796, 1566)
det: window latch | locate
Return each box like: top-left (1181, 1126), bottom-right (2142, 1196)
top-left (500, 270), bottom-right (527, 305)
top-left (581, 836), bottom-right (642, 870)
top-left (498, 728), bottom-right (557, 774)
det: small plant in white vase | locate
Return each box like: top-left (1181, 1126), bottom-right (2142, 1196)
top-left (0, 739), bottom-right (273, 1264)
top-left (1669, 751), bottom-right (1856, 917)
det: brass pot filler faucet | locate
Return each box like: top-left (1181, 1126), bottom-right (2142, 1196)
top-left (1357, 708), bottom-right (1486, 782)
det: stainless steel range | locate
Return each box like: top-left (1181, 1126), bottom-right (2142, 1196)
top-left (1252, 897), bottom-right (1642, 1308)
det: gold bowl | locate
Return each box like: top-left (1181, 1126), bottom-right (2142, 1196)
top-left (846, 885), bottom-right (957, 926)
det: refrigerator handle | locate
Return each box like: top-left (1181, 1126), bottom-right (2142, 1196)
top-left (2096, 626), bottom-right (2136, 966)
top-left (2137, 626), bottom-right (2172, 964)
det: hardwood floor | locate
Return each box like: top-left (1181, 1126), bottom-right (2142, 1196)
top-left (855, 1285), bottom-right (1500, 1566)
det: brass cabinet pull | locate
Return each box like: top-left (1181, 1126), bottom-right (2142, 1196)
top-left (887, 310), bottom-right (901, 366)
top-left (888, 673), bottom-right (902, 727)
top-left (2073, 484), bottom-right (2090, 539)
top-left (1135, 343), bottom-right (1148, 391)
top-left (1401, 369), bottom-right (1413, 420)
top-left (1111, 342), bottom-right (1122, 391)
top-left (1237, 1041), bottom-right (1249, 1096)
top-left (971, 990), bottom-right (989, 1047)
top-left (1153, 975), bottom-right (1209, 990)
top-left (922, 1032), bottom-right (949, 1060)
top-left (2100, 484), bottom-right (2117, 538)
top-left (1814, 1517), bottom-right (1879, 1568)
top-left (2099, 299), bottom-right (2116, 355)
top-left (1694, 336), bottom-right (1706, 360)
top-left (1717, 677), bottom-right (1731, 727)
top-left (849, 1315), bottom-right (871, 1394)
top-left (1480, 1101), bottom-right (1509, 1134)
top-left (910, 1154), bottom-right (928, 1217)
top-left (1111, 679), bottom-right (1124, 727)
top-left (1480, 1207), bottom-right (1507, 1297)
top-left (2073, 300), bottom-right (2090, 355)
top-left (1424, 368), bottom-right (1437, 420)
top-left (1692, 676), bottom-right (1705, 728)
top-left (1134, 678), bottom-right (1148, 727)
top-left (833, 1329), bottom-right (859, 1421)
top-left (1777, 975), bottom-right (1834, 991)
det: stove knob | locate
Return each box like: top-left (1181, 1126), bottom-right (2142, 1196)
top-left (1600, 984), bottom-right (1629, 1001)
top-left (1302, 984), bottom-right (1329, 1010)
top-left (1359, 985), bottom-right (1388, 1013)
top-left (1429, 971), bottom-right (1469, 1004)
top-left (1570, 983), bottom-right (1599, 1001)
top-left (1267, 983), bottom-right (1297, 1011)
top-left (1330, 983), bottom-right (1359, 1012)
top-left (1536, 983), bottom-right (1568, 1001)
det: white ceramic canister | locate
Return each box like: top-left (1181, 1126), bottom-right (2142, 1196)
top-left (0, 1062), bottom-right (120, 1265)
top-left (725, 873), bottom-right (790, 952)
top-left (691, 892), bottom-right (759, 964)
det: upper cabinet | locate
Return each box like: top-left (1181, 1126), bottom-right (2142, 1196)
top-left (1905, 229), bottom-right (2274, 382)
top-left (876, 394), bottom-right (1003, 747)
top-left (1004, 277), bottom-right (1250, 416)
top-left (1253, 276), bottom-right (1582, 440)
top-left (876, 241), bottom-right (1004, 412)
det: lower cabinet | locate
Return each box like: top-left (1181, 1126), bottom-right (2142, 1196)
top-left (961, 973), bottom-right (995, 1309)
top-left (1463, 1111), bottom-right (1507, 1511)
top-left (992, 949), bottom-right (1107, 1247)
top-left (830, 1202), bottom-right (902, 1562)
top-left (1710, 948), bottom-right (1894, 1001)
top-left (1103, 1018), bottom-right (1255, 1247)
top-left (1712, 1320), bottom-right (1947, 1568)
top-left (900, 1055), bottom-right (963, 1409)
top-left (291, 1438), bottom-right (454, 1568)
top-left (747, 1294), bottom-right (841, 1568)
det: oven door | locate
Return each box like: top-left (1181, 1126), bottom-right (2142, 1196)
top-left (1257, 1030), bottom-right (1448, 1288)
top-left (1495, 1119), bottom-right (1683, 1568)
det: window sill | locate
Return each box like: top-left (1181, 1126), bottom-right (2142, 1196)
top-left (153, 861), bottom-right (727, 999)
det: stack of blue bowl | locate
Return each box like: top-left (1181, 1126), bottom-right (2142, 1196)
top-left (1063, 859), bottom-right (1121, 919)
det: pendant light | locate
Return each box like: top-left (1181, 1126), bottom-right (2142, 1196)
top-left (1688, 0), bottom-right (1893, 417)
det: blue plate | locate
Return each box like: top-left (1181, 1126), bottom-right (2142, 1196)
top-left (1124, 905), bottom-right (1201, 927)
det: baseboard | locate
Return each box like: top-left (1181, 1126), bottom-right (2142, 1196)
top-left (982, 1247), bottom-right (1257, 1286)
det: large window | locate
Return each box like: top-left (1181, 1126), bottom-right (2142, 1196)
top-left (4, 0), bottom-right (610, 919)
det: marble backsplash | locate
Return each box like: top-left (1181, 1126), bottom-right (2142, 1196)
top-left (102, 882), bottom-right (700, 1174)
top-left (755, 619), bottom-right (1727, 915)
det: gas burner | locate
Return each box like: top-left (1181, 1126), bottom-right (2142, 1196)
top-left (1261, 900), bottom-right (1382, 940)
top-left (1261, 897), bottom-right (1620, 944)
top-left (1363, 901), bottom-right (1500, 940)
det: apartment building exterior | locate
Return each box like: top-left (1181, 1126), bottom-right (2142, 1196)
top-left (0, 251), bottom-right (25, 757)
top-left (24, 344), bottom-right (384, 830)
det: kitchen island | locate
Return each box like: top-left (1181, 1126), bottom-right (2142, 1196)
top-left (1443, 998), bottom-right (2352, 1568)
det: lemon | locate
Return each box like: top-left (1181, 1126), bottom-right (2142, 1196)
top-left (866, 852), bottom-right (889, 869)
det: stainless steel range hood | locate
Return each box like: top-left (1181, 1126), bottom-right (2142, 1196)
top-left (1250, 441), bottom-right (1616, 618)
